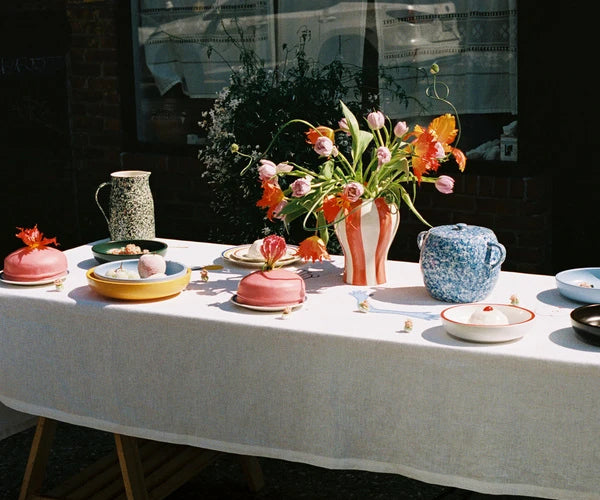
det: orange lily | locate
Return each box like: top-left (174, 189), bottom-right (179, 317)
top-left (411, 128), bottom-right (440, 181)
top-left (296, 235), bottom-right (330, 262)
top-left (414, 114), bottom-right (466, 172)
top-left (256, 181), bottom-right (285, 221)
top-left (305, 126), bottom-right (335, 145)
top-left (450, 146), bottom-right (467, 172)
top-left (322, 194), bottom-right (353, 223)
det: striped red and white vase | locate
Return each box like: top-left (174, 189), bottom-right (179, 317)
top-left (334, 198), bottom-right (400, 286)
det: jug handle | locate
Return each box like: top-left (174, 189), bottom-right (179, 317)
top-left (486, 242), bottom-right (506, 270)
top-left (94, 182), bottom-right (111, 227)
top-left (417, 230), bottom-right (428, 250)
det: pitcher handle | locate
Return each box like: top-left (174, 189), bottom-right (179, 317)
top-left (94, 182), bottom-right (111, 227)
top-left (417, 230), bottom-right (428, 250)
top-left (486, 242), bottom-right (506, 270)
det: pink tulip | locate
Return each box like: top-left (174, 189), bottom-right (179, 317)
top-left (394, 120), bottom-right (408, 137)
top-left (273, 200), bottom-right (288, 221)
top-left (290, 177), bottom-right (312, 197)
top-left (376, 146), bottom-right (391, 167)
top-left (313, 136), bottom-right (334, 156)
top-left (258, 160), bottom-right (277, 182)
top-left (434, 141), bottom-right (446, 159)
top-left (276, 162), bottom-right (293, 173)
top-left (435, 175), bottom-right (455, 194)
top-left (367, 110), bottom-right (385, 130)
top-left (342, 182), bottom-right (365, 202)
top-left (338, 118), bottom-right (351, 135)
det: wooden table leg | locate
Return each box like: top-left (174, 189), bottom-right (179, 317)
top-left (18, 417), bottom-right (58, 500)
top-left (237, 455), bottom-right (265, 492)
top-left (114, 433), bottom-right (150, 500)
top-left (17, 420), bottom-right (264, 500)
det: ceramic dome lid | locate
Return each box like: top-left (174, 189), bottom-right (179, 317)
top-left (3, 246), bottom-right (68, 282)
top-left (237, 269), bottom-right (306, 307)
top-left (2, 225), bottom-right (68, 282)
top-left (425, 223), bottom-right (498, 242)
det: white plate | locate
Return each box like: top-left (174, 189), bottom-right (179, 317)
top-left (222, 245), bottom-right (301, 268)
top-left (230, 294), bottom-right (306, 312)
top-left (440, 303), bottom-right (535, 343)
top-left (0, 270), bottom-right (68, 286)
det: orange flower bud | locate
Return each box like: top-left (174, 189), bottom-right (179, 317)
top-left (305, 126), bottom-right (335, 145)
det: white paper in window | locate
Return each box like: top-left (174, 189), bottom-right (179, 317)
top-left (139, 0), bottom-right (276, 98)
top-left (375, 0), bottom-right (517, 118)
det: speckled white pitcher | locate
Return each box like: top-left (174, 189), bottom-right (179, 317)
top-left (95, 170), bottom-right (155, 241)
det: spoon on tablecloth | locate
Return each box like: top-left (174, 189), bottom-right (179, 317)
top-left (350, 290), bottom-right (440, 320)
top-left (190, 265), bottom-right (224, 271)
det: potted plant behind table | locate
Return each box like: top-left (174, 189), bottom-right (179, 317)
top-left (198, 28), bottom-right (427, 250)
top-left (235, 64), bottom-right (467, 286)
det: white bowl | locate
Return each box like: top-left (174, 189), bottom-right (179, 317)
top-left (441, 303), bottom-right (535, 343)
top-left (555, 268), bottom-right (600, 304)
top-left (93, 259), bottom-right (188, 283)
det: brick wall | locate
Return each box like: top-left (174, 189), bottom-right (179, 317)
top-left (66, 0), bottom-right (124, 245)
top-left (0, 0), bottom-right (78, 258)
top-left (391, 173), bottom-right (552, 274)
top-left (1, 0), bottom-right (555, 275)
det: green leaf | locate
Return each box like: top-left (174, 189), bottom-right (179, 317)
top-left (399, 186), bottom-right (431, 227)
top-left (340, 101), bottom-right (373, 167)
top-left (321, 159), bottom-right (334, 179)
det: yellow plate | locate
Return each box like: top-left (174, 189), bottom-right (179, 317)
top-left (86, 267), bottom-right (191, 300)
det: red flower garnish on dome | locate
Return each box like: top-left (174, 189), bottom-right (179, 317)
top-left (15, 225), bottom-right (59, 250)
top-left (260, 235), bottom-right (287, 270)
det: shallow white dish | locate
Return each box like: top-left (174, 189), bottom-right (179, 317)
top-left (222, 245), bottom-right (301, 268)
top-left (440, 303), bottom-right (535, 343)
top-left (230, 294), bottom-right (306, 312)
top-left (555, 267), bottom-right (600, 304)
top-left (0, 270), bottom-right (68, 286)
top-left (93, 260), bottom-right (188, 283)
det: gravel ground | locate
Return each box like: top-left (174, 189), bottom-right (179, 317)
top-left (0, 422), bottom-right (546, 500)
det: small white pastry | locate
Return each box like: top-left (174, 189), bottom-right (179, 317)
top-left (469, 305), bottom-right (509, 325)
top-left (246, 239), bottom-right (265, 259)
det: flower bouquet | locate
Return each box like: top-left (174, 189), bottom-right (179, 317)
top-left (235, 65), bottom-right (467, 269)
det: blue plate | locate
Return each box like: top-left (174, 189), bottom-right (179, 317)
top-left (93, 259), bottom-right (187, 283)
top-left (555, 268), bottom-right (600, 304)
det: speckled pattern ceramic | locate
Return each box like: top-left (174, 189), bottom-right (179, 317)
top-left (417, 223), bottom-right (506, 303)
top-left (95, 170), bottom-right (155, 241)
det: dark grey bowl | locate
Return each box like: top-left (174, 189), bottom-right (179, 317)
top-left (570, 304), bottom-right (600, 346)
top-left (91, 239), bottom-right (168, 263)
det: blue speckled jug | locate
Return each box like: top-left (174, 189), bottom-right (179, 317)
top-left (417, 223), bottom-right (506, 303)
top-left (95, 170), bottom-right (155, 241)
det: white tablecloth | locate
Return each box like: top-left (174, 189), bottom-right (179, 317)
top-left (1, 239), bottom-right (598, 500)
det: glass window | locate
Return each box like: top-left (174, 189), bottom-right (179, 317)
top-left (130, 0), bottom-right (517, 161)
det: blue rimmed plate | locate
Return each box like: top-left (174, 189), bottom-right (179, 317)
top-left (555, 268), bottom-right (600, 303)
